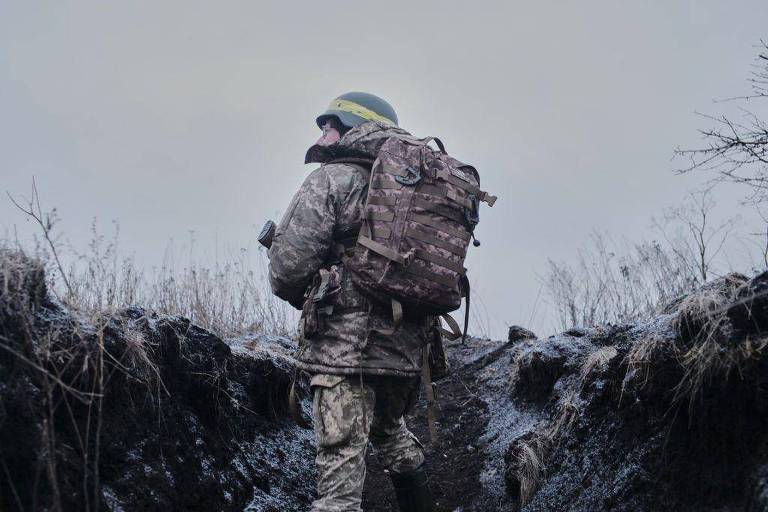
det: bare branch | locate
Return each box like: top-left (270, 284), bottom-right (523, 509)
top-left (676, 41), bottom-right (768, 204)
top-left (7, 179), bottom-right (74, 300)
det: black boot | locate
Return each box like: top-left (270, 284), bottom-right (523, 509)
top-left (390, 464), bottom-right (435, 512)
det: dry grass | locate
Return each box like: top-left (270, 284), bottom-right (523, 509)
top-left (579, 346), bottom-right (618, 385)
top-left (545, 232), bottom-right (702, 331)
top-left (1, 249), bottom-right (101, 511)
top-left (615, 274), bottom-right (768, 419)
top-left (5, 183), bottom-right (295, 337)
top-left (97, 324), bottom-right (169, 400)
top-left (62, 222), bottom-right (296, 337)
top-left (671, 332), bottom-right (768, 416)
top-left (514, 391), bottom-right (582, 506)
top-left (5, 218), bottom-right (296, 338)
top-left (619, 336), bottom-right (664, 403)
top-left (668, 275), bottom-right (754, 415)
top-left (672, 278), bottom-right (740, 343)
top-left (547, 392), bottom-right (581, 442)
top-left (121, 328), bottom-right (154, 376)
top-left (516, 435), bottom-right (549, 506)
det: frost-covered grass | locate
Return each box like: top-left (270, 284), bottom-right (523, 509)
top-left (544, 233), bottom-right (702, 331)
top-left (543, 190), bottom-right (756, 332)
top-left (2, 223), bottom-right (295, 339)
top-left (5, 182), bottom-right (296, 338)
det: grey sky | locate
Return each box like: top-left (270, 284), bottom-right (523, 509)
top-left (2, 1), bottom-right (767, 338)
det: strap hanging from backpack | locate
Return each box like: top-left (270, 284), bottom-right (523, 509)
top-left (434, 277), bottom-right (471, 343)
top-left (368, 298), bottom-right (405, 337)
top-left (437, 314), bottom-right (462, 341)
top-left (421, 343), bottom-right (440, 446)
top-left (435, 293), bottom-right (470, 345)
top-left (462, 275), bottom-right (470, 344)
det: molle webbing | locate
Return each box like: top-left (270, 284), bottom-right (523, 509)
top-left (407, 213), bottom-right (471, 242)
top-left (366, 210), bottom-right (395, 222)
top-left (358, 235), bottom-right (414, 266)
top-left (413, 183), bottom-right (444, 198)
top-left (405, 226), bottom-right (466, 257)
top-left (434, 168), bottom-right (498, 207)
top-left (403, 262), bottom-right (455, 288)
top-left (445, 189), bottom-right (474, 209)
top-left (411, 197), bottom-right (466, 224)
top-left (341, 133), bottom-right (496, 340)
top-left (364, 205), bottom-right (466, 275)
top-left (371, 175), bottom-right (403, 190)
top-left (371, 225), bottom-right (392, 239)
top-left (367, 195), bottom-right (398, 206)
top-left (368, 203), bottom-right (467, 240)
top-left (415, 249), bottom-right (465, 274)
top-left (434, 169), bottom-right (479, 192)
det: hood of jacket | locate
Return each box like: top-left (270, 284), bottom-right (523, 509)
top-left (304, 120), bottom-right (417, 165)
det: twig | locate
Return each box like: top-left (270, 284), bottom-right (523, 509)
top-left (0, 336), bottom-right (102, 403)
top-left (7, 179), bottom-right (74, 299)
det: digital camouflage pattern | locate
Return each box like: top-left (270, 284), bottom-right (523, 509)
top-left (309, 374), bottom-right (424, 512)
top-left (269, 121), bottom-right (433, 377)
top-left (269, 120), bottom-right (432, 511)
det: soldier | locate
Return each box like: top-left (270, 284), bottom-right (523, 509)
top-left (268, 92), bottom-right (435, 512)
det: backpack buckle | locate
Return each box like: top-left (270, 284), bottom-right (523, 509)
top-left (464, 194), bottom-right (480, 227)
top-left (395, 166), bottom-right (422, 186)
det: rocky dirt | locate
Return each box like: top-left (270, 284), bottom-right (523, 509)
top-left (4, 250), bottom-right (768, 511)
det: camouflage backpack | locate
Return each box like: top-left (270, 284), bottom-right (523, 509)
top-left (333, 135), bottom-right (496, 340)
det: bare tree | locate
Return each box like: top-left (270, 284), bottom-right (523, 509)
top-left (653, 189), bottom-right (738, 282)
top-left (676, 40), bottom-right (768, 204)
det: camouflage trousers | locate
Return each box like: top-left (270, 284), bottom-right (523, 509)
top-left (309, 373), bottom-right (425, 512)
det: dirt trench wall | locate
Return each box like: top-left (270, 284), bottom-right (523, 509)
top-left (0, 252), bottom-right (314, 512)
top-left (5, 250), bottom-right (768, 512)
top-left (502, 273), bottom-right (768, 512)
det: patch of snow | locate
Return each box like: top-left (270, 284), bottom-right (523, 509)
top-left (101, 485), bottom-right (126, 512)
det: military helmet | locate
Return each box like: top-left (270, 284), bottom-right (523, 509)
top-left (316, 91), bottom-right (399, 129)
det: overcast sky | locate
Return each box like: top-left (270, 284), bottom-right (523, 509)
top-left (2, 1), bottom-right (767, 338)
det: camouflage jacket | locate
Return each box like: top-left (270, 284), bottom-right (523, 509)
top-left (269, 121), bottom-right (430, 377)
